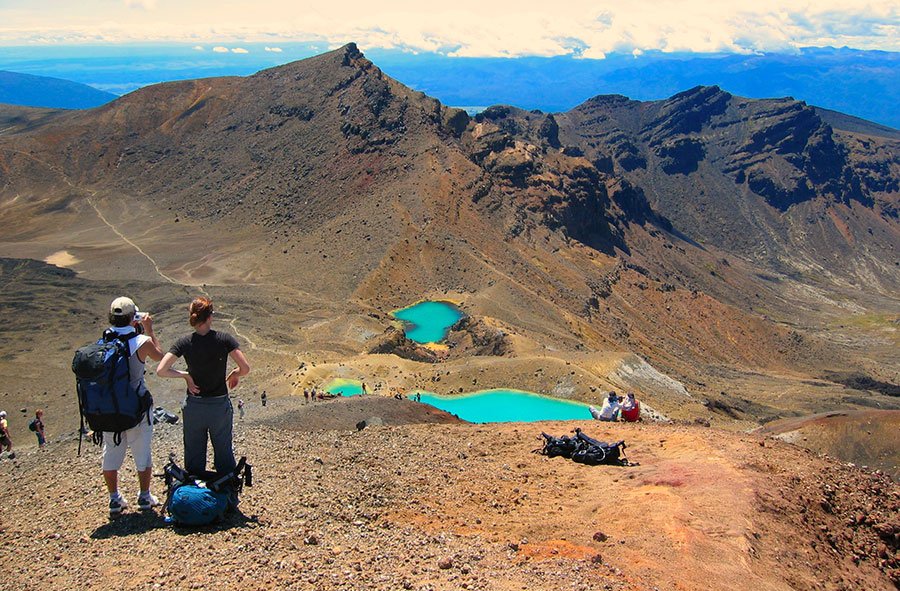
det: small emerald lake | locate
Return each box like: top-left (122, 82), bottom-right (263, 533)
top-left (415, 389), bottom-right (593, 423)
top-left (392, 300), bottom-right (464, 344)
top-left (324, 379), bottom-right (365, 396)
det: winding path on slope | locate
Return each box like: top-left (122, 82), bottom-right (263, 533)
top-left (85, 197), bottom-right (185, 288)
top-left (0, 147), bottom-right (276, 354)
top-left (86, 196), bottom-right (275, 353)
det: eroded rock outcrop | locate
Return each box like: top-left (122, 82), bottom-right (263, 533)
top-left (367, 327), bottom-right (441, 363)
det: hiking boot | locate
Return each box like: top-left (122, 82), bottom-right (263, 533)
top-left (138, 492), bottom-right (160, 511)
top-left (109, 494), bottom-right (128, 519)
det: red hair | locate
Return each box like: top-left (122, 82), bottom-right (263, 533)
top-left (189, 296), bottom-right (214, 327)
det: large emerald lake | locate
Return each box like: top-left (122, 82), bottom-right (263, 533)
top-left (415, 389), bottom-right (593, 423)
top-left (391, 300), bottom-right (464, 344)
top-left (324, 378), bottom-right (365, 396)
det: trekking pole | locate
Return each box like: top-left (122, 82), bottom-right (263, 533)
top-left (77, 414), bottom-right (84, 457)
top-left (76, 384), bottom-right (84, 457)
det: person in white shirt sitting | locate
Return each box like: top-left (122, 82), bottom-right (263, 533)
top-left (590, 391), bottom-right (621, 422)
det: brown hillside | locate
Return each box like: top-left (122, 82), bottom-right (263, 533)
top-left (759, 410), bottom-right (900, 479)
top-left (0, 397), bottom-right (897, 591)
top-left (0, 44), bottom-right (898, 439)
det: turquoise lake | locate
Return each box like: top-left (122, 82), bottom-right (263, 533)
top-left (415, 389), bottom-right (593, 423)
top-left (392, 300), bottom-right (464, 344)
top-left (324, 379), bottom-right (365, 396)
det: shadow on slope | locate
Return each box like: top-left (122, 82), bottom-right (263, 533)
top-left (256, 396), bottom-right (464, 432)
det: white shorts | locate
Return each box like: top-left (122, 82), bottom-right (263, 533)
top-left (101, 418), bottom-right (153, 471)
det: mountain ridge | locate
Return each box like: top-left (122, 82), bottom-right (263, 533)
top-left (0, 70), bottom-right (117, 110)
top-left (0, 42), bottom-right (897, 437)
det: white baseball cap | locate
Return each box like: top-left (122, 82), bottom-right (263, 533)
top-left (109, 296), bottom-right (137, 317)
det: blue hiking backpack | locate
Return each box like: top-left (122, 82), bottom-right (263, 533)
top-left (168, 485), bottom-right (231, 526)
top-left (72, 329), bottom-right (151, 452)
top-left (163, 456), bottom-right (251, 526)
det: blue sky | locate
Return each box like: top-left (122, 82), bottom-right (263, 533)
top-left (0, 1), bottom-right (897, 56)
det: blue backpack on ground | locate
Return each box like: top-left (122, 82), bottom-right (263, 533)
top-left (71, 329), bottom-right (151, 452)
top-left (168, 485), bottom-right (231, 526)
top-left (162, 456), bottom-right (252, 526)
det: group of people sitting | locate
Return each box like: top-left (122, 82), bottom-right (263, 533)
top-left (302, 387), bottom-right (339, 402)
top-left (590, 391), bottom-right (641, 422)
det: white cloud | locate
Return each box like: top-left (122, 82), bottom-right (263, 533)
top-left (264, 46), bottom-right (282, 52)
top-left (0, 1), bottom-right (897, 55)
top-left (193, 45), bottom-right (204, 51)
top-left (231, 47), bottom-right (249, 53)
top-left (124, 0), bottom-right (157, 9)
top-left (212, 46), bottom-right (229, 53)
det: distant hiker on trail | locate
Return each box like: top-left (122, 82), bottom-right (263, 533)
top-left (261, 391), bottom-right (267, 407)
top-left (362, 382), bottom-right (368, 395)
top-left (621, 393), bottom-right (641, 422)
top-left (303, 389), bottom-right (309, 403)
top-left (101, 296), bottom-right (164, 518)
top-left (590, 391), bottom-right (621, 422)
top-left (30, 409), bottom-right (45, 447)
top-left (0, 410), bottom-right (12, 455)
top-left (157, 296), bottom-right (250, 477)
top-left (237, 399), bottom-right (245, 420)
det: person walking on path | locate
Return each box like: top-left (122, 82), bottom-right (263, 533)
top-left (260, 391), bottom-right (267, 407)
top-left (237, 399), bottom-right (245, 420)
top-left (0, 410), bottom-right (12, 457)
top-left (157, 296), bottom-right (250, 477)
top-left (102, 296), bottom-right (165, 518)
top-left (31, 409), bottom-right (45, 447)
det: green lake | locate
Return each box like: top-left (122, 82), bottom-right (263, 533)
top-left (414, 389), bottom-right (592, 423)
top-left (392, 300), bottom-right (464, 344)
top-left (324, 379), bottom-right (365, 396)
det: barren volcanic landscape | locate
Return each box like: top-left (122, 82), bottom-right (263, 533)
top-left (0, 44), bottom-right (898, 589)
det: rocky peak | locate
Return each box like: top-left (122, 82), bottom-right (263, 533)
top-left (643, 85), bottom-right (731, 144)
top-left (724, 99), bottom-right (868, 210)
top-left (581, 94), bottom-right (638, 110)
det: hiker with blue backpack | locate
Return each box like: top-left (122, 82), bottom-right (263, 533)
top-left (156, 296), bottom-right (250, 477)
top-left (73, 296), bottom-right (165, 519)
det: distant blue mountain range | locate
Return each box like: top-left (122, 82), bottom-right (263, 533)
top-left (372, 47), bottom-right (899, 129)
top-left (0, 45), bottom-right (896, 127)
top-left (0, 70), bottom-right (117, 109)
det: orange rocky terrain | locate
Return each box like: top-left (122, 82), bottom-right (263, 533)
top-left (0, 396), bottom-right (897, 591)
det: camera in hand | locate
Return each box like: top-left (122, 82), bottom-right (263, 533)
top-left (134, 312), bottom-right (146, 334)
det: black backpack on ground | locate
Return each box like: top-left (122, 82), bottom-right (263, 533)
top-left (537, 428), bottom-right (629, 466)
top-left (539, 432), bottom-right (579, 458)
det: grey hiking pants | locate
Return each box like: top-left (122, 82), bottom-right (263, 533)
top-left (182, 395), bottom-right (236, 476)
